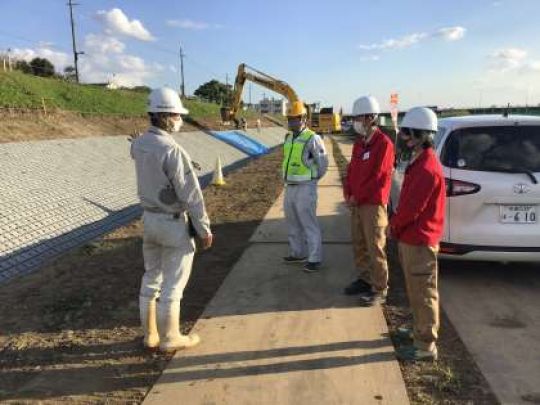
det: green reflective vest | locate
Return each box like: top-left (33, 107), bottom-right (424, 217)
top-left (282, 129), bottom-right (318, 182)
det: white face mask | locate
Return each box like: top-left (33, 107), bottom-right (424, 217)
top-left (353, 121), bottom-right (366, 136)
top-left (172, 116), bottom-right (183, 132)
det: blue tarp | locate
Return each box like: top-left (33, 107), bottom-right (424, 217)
top-left (211, 131), bottom-right (270, 157)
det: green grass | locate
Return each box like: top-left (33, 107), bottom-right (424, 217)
top-left (0, 71), bottom-right (229, 119)
top-left (0, 71), bottom-right (146, 115)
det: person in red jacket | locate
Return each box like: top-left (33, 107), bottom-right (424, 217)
top-left (390, 107), bottom-right (446, 362)
top-left (343, 95), bottom-right (395, 306)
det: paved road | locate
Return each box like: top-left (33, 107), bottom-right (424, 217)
top-left (0, 128), bottom-right (285, 283)
top-left (440, 260), bottom-right (540, 405)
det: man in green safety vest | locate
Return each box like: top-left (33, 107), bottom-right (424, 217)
top-left (282, 100), bottom-right (328, 272)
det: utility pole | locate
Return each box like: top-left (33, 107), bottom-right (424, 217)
top-left (67, 0), bottom-right (84, 83)
top-left (226, 73), bottom-right (229, 86)
top-left (249, 83), bottom-right (252, 106)
top-left (179, 45), bottom-right (185, 98)
top-left (6, 48), bottom-right (12, 71)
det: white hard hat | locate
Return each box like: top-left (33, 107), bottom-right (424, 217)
top-left (401, 107), bottom-right (437, 132)
top-left (147, 87), bottom-right (189, 114)
top-left (352, 95), bottom-right (380, 116)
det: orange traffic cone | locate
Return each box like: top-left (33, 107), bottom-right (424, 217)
top-left (212, 156), bottom-right (226, 186)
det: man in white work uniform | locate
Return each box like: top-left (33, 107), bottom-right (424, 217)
top-left (131, 87), bottom-right (213, 353)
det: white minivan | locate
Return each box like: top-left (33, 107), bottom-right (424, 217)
top-left (391, 114), bottom-right (540, 262)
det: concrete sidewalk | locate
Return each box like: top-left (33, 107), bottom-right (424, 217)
top-left (143, 140), bottom-right (409, 404)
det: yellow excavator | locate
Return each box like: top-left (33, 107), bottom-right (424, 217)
top-left (221, 63), bottom-right (341, 134)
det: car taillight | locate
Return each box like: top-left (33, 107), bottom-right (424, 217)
top-left (445, 178), bottom-right (481, 197)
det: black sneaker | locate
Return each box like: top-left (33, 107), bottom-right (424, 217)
top-left (283, 256), bottom-right (307, 264)
top-left (303, 262), bottom-right (321, 273)
top-left (344, 278), bottom-right (371, 295)
top-left (359, 291), bottom-right (386, 307)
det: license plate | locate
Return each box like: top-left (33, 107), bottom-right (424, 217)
top-left (500, 205), bottom-right (537, 224)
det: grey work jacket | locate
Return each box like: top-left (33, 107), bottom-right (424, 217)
top-left (130, 126), bottom-right (211, 237)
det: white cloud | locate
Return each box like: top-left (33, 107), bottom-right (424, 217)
top-left (85, 34), bottom-right (125, 54)
top-left (10, 47), bottom-right (70, 71)
top-left (166, 19), bottom-right (222, 30)
top-left (435, 26), bottom-right (466, 41)
top-left (45, 32), bottom-right (159, 87)
top-left (95, 8), bottom-right (154, 41)
top-left (11, 9), bottom-right (160, 87)
top-left (360, 55), bottom-right (380, 61)
top-left (492, 48), bottom-right (528, 61)
top-left (358, 32), bottom-right (428, 51)
top-left (84, 9), bottom-right (161, 85)
top-left (358, 25), bottom-right (466, 54)
top-left (526, 61), bottom-right (540, 72)
top-left (489, 48), bottom-right (528, 72)
top-left (80, 52), bottom-right (155, 87)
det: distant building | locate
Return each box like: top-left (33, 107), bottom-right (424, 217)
top-left (86, 74), bottom-right (119, 90)
top-left (258, 97), bottom-right (287, 115)
top-left (106, 74), bottom-right (119, 90)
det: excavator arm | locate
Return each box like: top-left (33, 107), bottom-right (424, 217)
top-left (222, 63), bottom-right (302, 123)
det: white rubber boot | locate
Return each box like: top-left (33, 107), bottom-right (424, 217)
top-left (157, 300), bottom-right (200, 353)
top-left (139, 296), bottom-right (160, 351)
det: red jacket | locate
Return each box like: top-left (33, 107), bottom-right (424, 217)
top-left (344, 128), bottom-right (394, 206)
top-left (391, 148), bottom-right (446, 246)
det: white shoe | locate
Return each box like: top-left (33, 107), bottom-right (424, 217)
top-left (139, 296), bottom-right (160, 351)
top-left (157, 301), bottom-right (200, 353)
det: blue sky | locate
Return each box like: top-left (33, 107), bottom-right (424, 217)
top-left (2, 0), bottom-right (540, 111)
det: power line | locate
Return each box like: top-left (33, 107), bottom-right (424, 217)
top-left (0, 27), bottom-right (229, 89)
top-left (0, 30), bottom-right (73, 54)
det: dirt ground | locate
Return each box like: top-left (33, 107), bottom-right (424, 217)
top-left (0, 150), bottom-right (284, 404)
top-left (331, 137), bottom-right (499, 405)
top-left (384, 244), bottom-right (499, 405)
top-left (0, 110), bottom-right (278, 143)
top-left (1, 132), bottom-right (500, 404)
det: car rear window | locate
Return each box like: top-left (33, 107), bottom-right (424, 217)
top-left (440, 125), bottom-right (540, 172)
top-left (434, 126), bottom-right (446, 148)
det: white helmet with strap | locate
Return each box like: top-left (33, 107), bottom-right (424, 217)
top-left (352, 95), bottom-right (380, 116)
top-left (147, 87), bottom-right (189, 114)
top-left (401, 107), bottom-right (437, 132)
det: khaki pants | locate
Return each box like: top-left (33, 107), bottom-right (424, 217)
top-left (398, 242), bottom-right (439, 352)
top-left (350, 204), bottom-right (389, 293)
